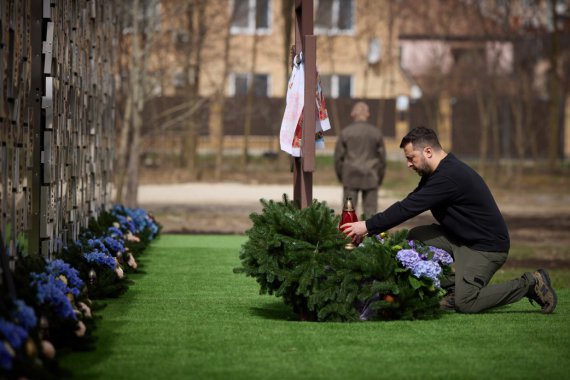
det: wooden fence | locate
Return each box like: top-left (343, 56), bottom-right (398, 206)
top-left (0, 0), bottom-right (116, 273)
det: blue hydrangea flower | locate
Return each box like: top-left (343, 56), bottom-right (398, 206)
top-left (10, 300), bottom-right (37, 332)
top-left (148, 220), bottom-right (159, 238)
top-left (107, 226), bottom-right (124, 238)
top-left (396, 249), bottom-right (421, 268)
top-left (0, 319), bottom-right (28, 349)
top-left (112, 212), bottom-right (136, 234)
top-left (411, 260), bottom-right (442, 288)
top-left (88, 238), bottom-right (110, 255)
top-left (45, 259), bottom-right (84, 296)
top-left (112, 205), bottom-right (160, 239)
top-left (0, 341), bottom-right (14, 370)
top-left (396, 246), bottom-right (448, 289)
top-left (84, 251), bottom-right (117, 269)
top-left (30, 273), bottom-right (77, 320)
top-left (103, 236), bottom-right (125, 254)
top-left (429, 246), bottom-right (454, 266)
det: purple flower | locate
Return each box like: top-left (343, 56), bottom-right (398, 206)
top-left (411, 260), bottom-right (442, 288)
top-left (396, 246), bottom-right (447, 289)
top-left (429, 246), bottom-right (454, 266)
top-left (396, 249), bottom-right (421, 268)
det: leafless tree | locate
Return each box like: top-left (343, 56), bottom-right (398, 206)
top-left (242, 30), bottom-right (260, 166)
top-left (547, 0), bottom-right (562, 172)
top-left (114, 0), bottom-right (161, 207)
top-left (211, 2), bottom-right (234, 181)
top-left (179, 0), bottom-right (207, 178)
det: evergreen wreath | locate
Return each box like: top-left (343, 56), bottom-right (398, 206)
top-left (235, 195), bottom-right (452, 322)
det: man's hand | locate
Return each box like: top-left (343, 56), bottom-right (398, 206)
top-left (340, 221), bottom-right (368, 240)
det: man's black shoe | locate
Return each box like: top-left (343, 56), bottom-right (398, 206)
top-left (528, 269), bottom-right (557, 314)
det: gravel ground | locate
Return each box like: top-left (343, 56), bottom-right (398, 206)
top-left (140, 181), bottom-right (568, 233)
top-left (138, 182), bottom-right (570, 269)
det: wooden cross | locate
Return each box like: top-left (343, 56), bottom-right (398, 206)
top-left (293, 0), bottom-right (316, 209)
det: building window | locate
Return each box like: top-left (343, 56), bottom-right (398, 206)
top-left (230, 0), bottom-right (271, 34)
top-left (319, 74), bottom-right (353, 98)
top-left (451, 47), bottom-right (485, 67)
top-left (315, 0), bottom-right (354, 35)
top-left (229, 73), bottom-right (270, 97)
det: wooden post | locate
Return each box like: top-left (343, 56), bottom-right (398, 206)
top-left (293, 0), bottom-right (316, 209)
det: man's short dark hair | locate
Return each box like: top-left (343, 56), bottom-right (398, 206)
top-left (399, 126), bottom-right (442, 150)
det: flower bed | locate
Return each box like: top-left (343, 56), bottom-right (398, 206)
top-left (0, 205), bottom-right (160, 379)
top-left (235, 195), bottom-right (452, 322)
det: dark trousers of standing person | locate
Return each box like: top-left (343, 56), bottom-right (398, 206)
top-left (343, 187), bottom-right (378, 219)
top-left (408, 224), bottom-right (535, 313)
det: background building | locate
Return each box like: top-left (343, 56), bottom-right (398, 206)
top-left (114, 0), bottom-right (569, 184)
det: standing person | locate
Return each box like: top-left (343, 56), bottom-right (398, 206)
top-left (334, 101), bottom-right (386, 218)
top-left (341, 126), bottom-right (557, 314)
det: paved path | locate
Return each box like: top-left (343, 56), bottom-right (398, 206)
top-left (137, 182), bottom-right (570, 234)
top-left (138, 181), bottom-right (570, 214)
top-left (138, 182), bottom-right (347, 208)
top-left (137, 182), bottom-right (400, 233)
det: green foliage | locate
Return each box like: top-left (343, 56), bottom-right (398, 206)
top-left (235, 195), bottom-right (443, 322)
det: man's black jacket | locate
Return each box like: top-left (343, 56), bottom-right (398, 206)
top-left (365, 153), bottom-right (510, 252)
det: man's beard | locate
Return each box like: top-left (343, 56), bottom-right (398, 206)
top-left (414, 159), bottom-right (431, 177)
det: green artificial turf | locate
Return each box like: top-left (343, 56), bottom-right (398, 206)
top-left (61, 234), bottom-right (570, 380)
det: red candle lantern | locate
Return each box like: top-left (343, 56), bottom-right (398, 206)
top-left (339, 197), bottom-right (358, 250)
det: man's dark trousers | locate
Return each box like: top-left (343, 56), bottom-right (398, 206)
top-left (408, 224), bottom-right (534, 313)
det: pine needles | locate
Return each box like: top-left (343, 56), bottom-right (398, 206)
top-left (235, 195), bottom-right (443, 322)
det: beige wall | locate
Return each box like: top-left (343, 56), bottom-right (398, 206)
top-left (313, 0), bottom-right (412, 98)
top-left (152, 0), bottom-right (413, 99)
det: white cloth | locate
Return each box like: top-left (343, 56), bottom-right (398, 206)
top-left (280, 56), bottom-right (331, 157)
top-left (280, 60), bottom-right (305, 156)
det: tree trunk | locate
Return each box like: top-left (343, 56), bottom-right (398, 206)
top-left (212, 2), bottom-right (234, 181)
top-left (511, 97), bottom-right (525, 185)
top-left (180, 0), bottom-right (206, 180)
top-left (489, 93), bottom-right (500, 180)
top-left (547, 0), bottom-right (561, 172)
top-left (279, 0), bottom-right (294, 169)
top-left (115, 95), bottom-right (132, 203)
top-left (212, 93), bottom-right (224, 181)
top-left (325, 37), bottom-right (342, 135)
top-left (125, 100), bottom-right (142, 208)
top-left (114, 2), bottom-right (131, 204)
top-left (124, 0), bottom-right (143, 208)
top-left (242, 32), bottom-right (259, 166)
top-left (476, 90), bottom-right (490, 177)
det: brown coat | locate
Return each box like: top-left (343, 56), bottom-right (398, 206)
top-left (334, 121), bottom-right (386, 190)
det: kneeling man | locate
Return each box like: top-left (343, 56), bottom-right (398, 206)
top-left (342, 126), bottom-right (557, 314)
